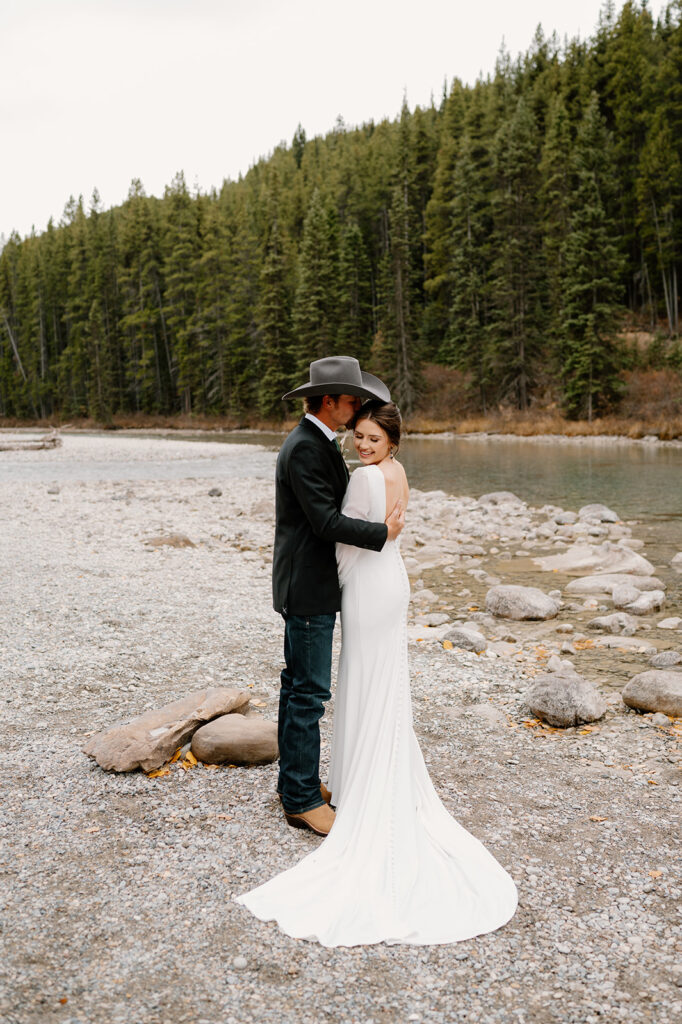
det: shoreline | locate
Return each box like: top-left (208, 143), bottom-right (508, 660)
top-left (3, 422), bottom-right (682, 450)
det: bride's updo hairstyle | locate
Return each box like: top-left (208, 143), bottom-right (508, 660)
top-left (351, 400), bottom-right (402, 456)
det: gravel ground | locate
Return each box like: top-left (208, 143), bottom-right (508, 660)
top-left (1, 434), bottom-right (681, 1024)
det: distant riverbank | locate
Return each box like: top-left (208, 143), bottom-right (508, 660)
top-left (2, 408), bottom-right (682, 443)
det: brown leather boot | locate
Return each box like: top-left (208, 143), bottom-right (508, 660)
top-left (284, 803), bottom-right (335, 836)
top-left (278, 783), bottom-right (333, 805)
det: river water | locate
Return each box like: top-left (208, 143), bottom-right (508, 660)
top-left (2, 428), bottom-right (681, 569)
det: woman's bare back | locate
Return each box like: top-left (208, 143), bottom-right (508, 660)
top-left (377, 458), bottom-right (409, 515)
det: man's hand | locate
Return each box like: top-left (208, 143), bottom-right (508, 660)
top-left (385, 500), bottom-right (405, 541)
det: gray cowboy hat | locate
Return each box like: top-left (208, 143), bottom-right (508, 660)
top-left (282, 356), bottom-right (390, 402)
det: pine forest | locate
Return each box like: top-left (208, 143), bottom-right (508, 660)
top-left (1, 1), bottom-right (681, 429)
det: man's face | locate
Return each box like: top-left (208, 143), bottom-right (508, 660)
top-left (329, 395), bottom-right (361, 428)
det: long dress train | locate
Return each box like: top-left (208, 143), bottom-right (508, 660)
top-left (236, 465), bottom-right (517, 946)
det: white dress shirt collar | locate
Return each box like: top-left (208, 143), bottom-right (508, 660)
top-left (305, 412), bottom-right (338, 443)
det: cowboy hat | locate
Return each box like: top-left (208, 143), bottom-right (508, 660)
top-left (282, 356), bottom-right (390, 402)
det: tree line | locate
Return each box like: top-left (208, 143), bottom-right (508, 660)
top-left (1, 1), bottom-right (680, 424)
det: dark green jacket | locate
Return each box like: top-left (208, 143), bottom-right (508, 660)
top-left (272, 417), bottom-right (387, 614)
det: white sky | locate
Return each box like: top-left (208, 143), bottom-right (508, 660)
top-left (0, 0), bottom-right (668, 240)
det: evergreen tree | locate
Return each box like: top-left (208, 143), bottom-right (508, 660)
top-left (561, 94), bottom-right (625, 419)
top-left (291, 189), bottom-right (338, 371)
top-left (488, 97), bottom-right (543, 410)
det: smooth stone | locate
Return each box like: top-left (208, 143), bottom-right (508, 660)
top-left (556, 623), bottom-right (574, 634)
top-left (587, 612), bottom-right (640, 634)
top-left (560, 641), bottom-right (577, 655)
top-left (651, 713), bottom-right (672, 727)
top-left (671, 552), bottom-right (682, 568)
top-left (611, 583), bottom-right (642, 609)
top-left (411, 589), bottom-right (438, 605)
top-left (623, 590), bottom-right (666, 616)
top-left (595, 636), bottom-right (657, 655)
top-left (649, 651), bottom-right (682, 668)
top-left (485, 585), bottom-right (559, 621)
top-left (419, 612), bottom-right (450, 627)
top-left (444, 626), bottom-right (487, 653)
top-left (478, 491), bottom-right (524, 506)
top-left (525, 672), bottom-right (607, 727)
top-left (622, 670), bottom-right (682, 717)
top-left (83, 687), bottom-right (250, 772)
top-left (208, 487), bottom-right (222, 497)
top-left (565, 574), bottom-right (665, 596)
top-left (534, 544), bottom-right (655, 577)
top-left (578, 503), bottom-right (620, 522)
top-left (555, 512), bottom-right (577, 525)
top-left (658, 617), bottom-right (682, 630)
top-left (47, 485), bottom-right (60, 495)
top-left (192, 715), bottom-right (278, 766)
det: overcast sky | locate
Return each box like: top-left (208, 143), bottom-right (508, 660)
top-left (1, 0), bottom-right (667, 240)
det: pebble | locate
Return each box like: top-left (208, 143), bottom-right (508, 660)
top-left (2, 432), bottom-right (681, 1024)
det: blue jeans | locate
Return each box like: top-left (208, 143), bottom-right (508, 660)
top-left (277, 611), bottom-right (336, 814)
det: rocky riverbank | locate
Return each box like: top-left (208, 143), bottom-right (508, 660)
top-left (1, 434), bottom-right (681, 1024)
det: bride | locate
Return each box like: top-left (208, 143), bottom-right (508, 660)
top-left (236, 400), bottom-right (518, 946)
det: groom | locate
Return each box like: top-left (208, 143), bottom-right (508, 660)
top-left (273, 356), bottom-right (404, 836)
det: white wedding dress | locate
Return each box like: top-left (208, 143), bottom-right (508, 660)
top-left (236, 465), bottom-right (518, 946)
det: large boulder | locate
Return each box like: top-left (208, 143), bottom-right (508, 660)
top-left (192, 715), bottom-right (278, 765)
top-left (443, 626), bottom-right (487, 653)
top-left (534, 542), bottom-right (655, 577)
top-left (486, 585), bottom-right (559, 621)
top-left (565, 574), bottom-right (664, 596)
top-left (83, 687), bottom-right (250, 772)
top-left (525, 671), bottom-right (607, 728)
top-left (622, 670), bottom-right (682, 717)
top-left (658, 617), bottom-right (682, 630)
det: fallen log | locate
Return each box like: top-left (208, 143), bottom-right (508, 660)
top-left (0, 429), bottom-right (62, 452)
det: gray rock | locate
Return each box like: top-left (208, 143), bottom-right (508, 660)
top-left (622, 670), bottom-right (682, 717)
top-left (554, 511), bottom-right (577, 525)
top-left (595, 636), bottom-right (657, 655)
top-left (611, 583), bottom-right (642, 608)
top-left (565, 573), bottom-right (665, 595)
top-left (83, 687), bottom-right (250, 772)
top-left (525, 672), bottom-right (607, 728)
top-left (651, 713), bottom-right (672, 727)
top-left (192, 714), bottom-right (278, 766)
top-left (486, 585), bottom-right (559, 621)
top-left (560, 641), bottom-right (577, 655)
top-left (534, 543), bottom-right (655, 577)
top-left (47, 485), bottom-right (60, 495)
top-left (671, 551), bottom-right (682, 569)
top-left (578, 503), bottom-right (620, 522)
top-left (587, 612), bottom-right (640, 634)
top-left (657, 617), bottom-right (682, 630)
top-left (208, 487), bottom-right (222, 497)
top-left (420, 612), bottom-right (450, 627)
top-left (478, 490), bottom-right (524, 506)
top-left (444, 626), bottom-right (487, 653)
top-left (649, 651), bottom-right (682, 668)
top-left (623, 590), bottom-right (665, 616)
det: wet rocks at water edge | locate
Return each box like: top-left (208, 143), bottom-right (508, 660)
top-left (565, 573), bottom-right (665, 595)
top-left (485, 585), bottom-right (559, 621)
top-left (83, 686), bottom-right (250, 772)
top-left (534, 542), bottom-right (655, 577)
top-left (622, 670), bottom-right (682, 718)
top-left (525, 669), bottom-right (607, 728)
top-left (192, 714), bottom-right (278, 766)
top-left (658, 617), bottom-right (682, 630)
